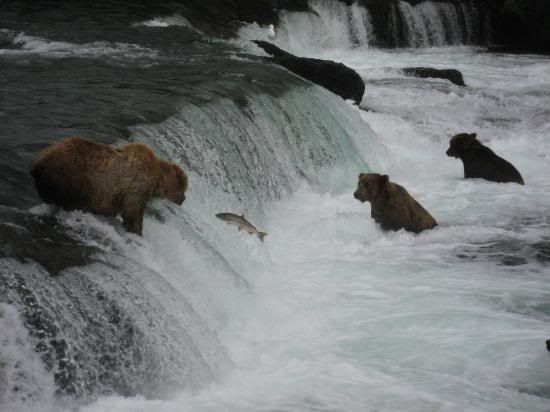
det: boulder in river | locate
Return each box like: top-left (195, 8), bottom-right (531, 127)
top-left (403, 67), bottom-right (466, 87)
top-left (253, 40), bottom-right (365, 104)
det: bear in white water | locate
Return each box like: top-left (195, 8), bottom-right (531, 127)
top-left (354, 173), bottom-right (437, 234)
top-left (446, 133), bottom-right (524, 185)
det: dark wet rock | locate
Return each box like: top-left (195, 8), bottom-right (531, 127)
top-left (253, 40), bottom-right (365, 104)
top-left (403, 67), bottom-right (466, 87)
top-left (0, 206), bottom-right (98, 276)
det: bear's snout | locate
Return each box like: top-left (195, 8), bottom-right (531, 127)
top-left (446, 147), bottom-right (458, 158)
top-left (354, 190), bottom-right (365, 202)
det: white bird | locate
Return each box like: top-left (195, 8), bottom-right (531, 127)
top-left (267, 24), bottom-right (276, 40)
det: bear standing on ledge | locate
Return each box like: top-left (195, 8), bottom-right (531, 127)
top-left (31, 136), bottom-right (188, 236)
top-left (446, 133), bottom-right (524, 185)
top-left (354, 173), bottom-right (438, 234)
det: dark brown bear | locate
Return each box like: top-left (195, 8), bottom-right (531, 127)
top-left (30, 136), bottom-right (188, 236)
top-left (446, 133), bottom-right (524, 185)
top-left (354, 173), bottom-right (438, 234)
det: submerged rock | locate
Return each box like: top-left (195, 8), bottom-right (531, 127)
top-left (0, 206), bottom-right (98, 276)
top-left (253, 40), bottom-right (365, 104)
top-left (403, 67), bottom-right (466, 87)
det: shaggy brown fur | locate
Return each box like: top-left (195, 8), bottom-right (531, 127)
top-left (446, 133), bottom-right (524, 185)
top-left (30, 136), bottom-right (188, 236)
top-left (354, 173), bottom-right (437, 234)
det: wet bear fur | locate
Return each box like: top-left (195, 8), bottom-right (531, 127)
top-left (354, 173), bottom-right (438, 234)
top-left (446, 133), bottom-right (524, 185)
top-left (30, 136), bottom-right (188, 236)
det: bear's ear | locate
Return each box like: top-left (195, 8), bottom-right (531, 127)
top-left (378, 174), bottom-right (389, 194)
top-left (358, 173), bottom-right (366, 180)
top-left (463, 133), bottom-right (477, 149)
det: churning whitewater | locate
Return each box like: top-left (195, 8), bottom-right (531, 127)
top-left (1, 1), bottom-right (550, 411)
top-left (87, 17), bottom-right (550, 412)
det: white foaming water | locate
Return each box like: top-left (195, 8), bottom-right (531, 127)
top-left (236, 0), bottom-right (374, 54)
top-left (0, 304), bottom-right (55, 412)
top-left (6, 3), bottom-right (549, 410)
top-left (132, 14), bottom-right (203, 34)
top-left (133, 14), bottom-right (194, 28)
top-left (70, 40), bottom-right (550, 412)
top-left (237, 0), bottom-right (480, 54)
top-left (0, 32), bottom-right (157, 59)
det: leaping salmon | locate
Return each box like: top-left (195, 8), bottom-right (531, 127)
top-left (215, 212), bottom-right (268, 242)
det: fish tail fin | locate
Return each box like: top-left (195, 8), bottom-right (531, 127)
top-left (258, 232), bottom-right (268, 242)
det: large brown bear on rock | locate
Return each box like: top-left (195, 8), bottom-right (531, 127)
top-left (446, 133), bottom-right (524, 185)
top-left (31, 136), bottom-right (188, 236)
top-left (354, 173), bottom-right (438, 234)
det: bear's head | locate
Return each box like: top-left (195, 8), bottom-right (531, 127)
top-left (446, 133), bottom-right (480, 158)
top-left (159, 163), bottom-right (188, 205)
top-left (354, 173), bottom-right (389, 203)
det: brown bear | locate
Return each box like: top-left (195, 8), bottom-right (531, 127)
top-left (354, 173), bottom-right (438, 234)
top-left (30, 136), bottom-right (188, 236)
top-left (446, 133), bottom-right (524, 185)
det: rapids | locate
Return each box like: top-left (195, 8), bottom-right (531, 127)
top-left (78, 47), bottom-right (550, 412)
top-left (1, 1), bottom-right (550, 411)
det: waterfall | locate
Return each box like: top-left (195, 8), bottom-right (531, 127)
top-left (387, 2), bottom-right (402, 48)
top-left (132, 85), bottom-right (374, 209)
top-left (398, 1), bottom-right (433, 47)
top-left (1, 71), bottom-right (377, 407)
top-left (460, 0), bottom-right (483, 44)
top-left (397, 0), bottom-right (480, 47)
top-left (263, 0), bottom-right (374, 54)
top-left (239, 0), bottom-right (486, 54)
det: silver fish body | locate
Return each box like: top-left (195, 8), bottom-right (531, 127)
top-left (215, 213), bottom-right (268, 242)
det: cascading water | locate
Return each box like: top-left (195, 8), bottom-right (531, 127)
top-left (397, 0), bottom-right (480, 47)
top-left (0, 21), bottom-right (378, 407)
top-left (238, 0), bottom-right (485, 55)
top-left (2, 0), bottom-right (550, 411)
top-left (131, 87), bottom-right (374, 212)
top-left (238, 0), bottom-right (375, 54)
top-left (387, 2), bottom-right (402, 48)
